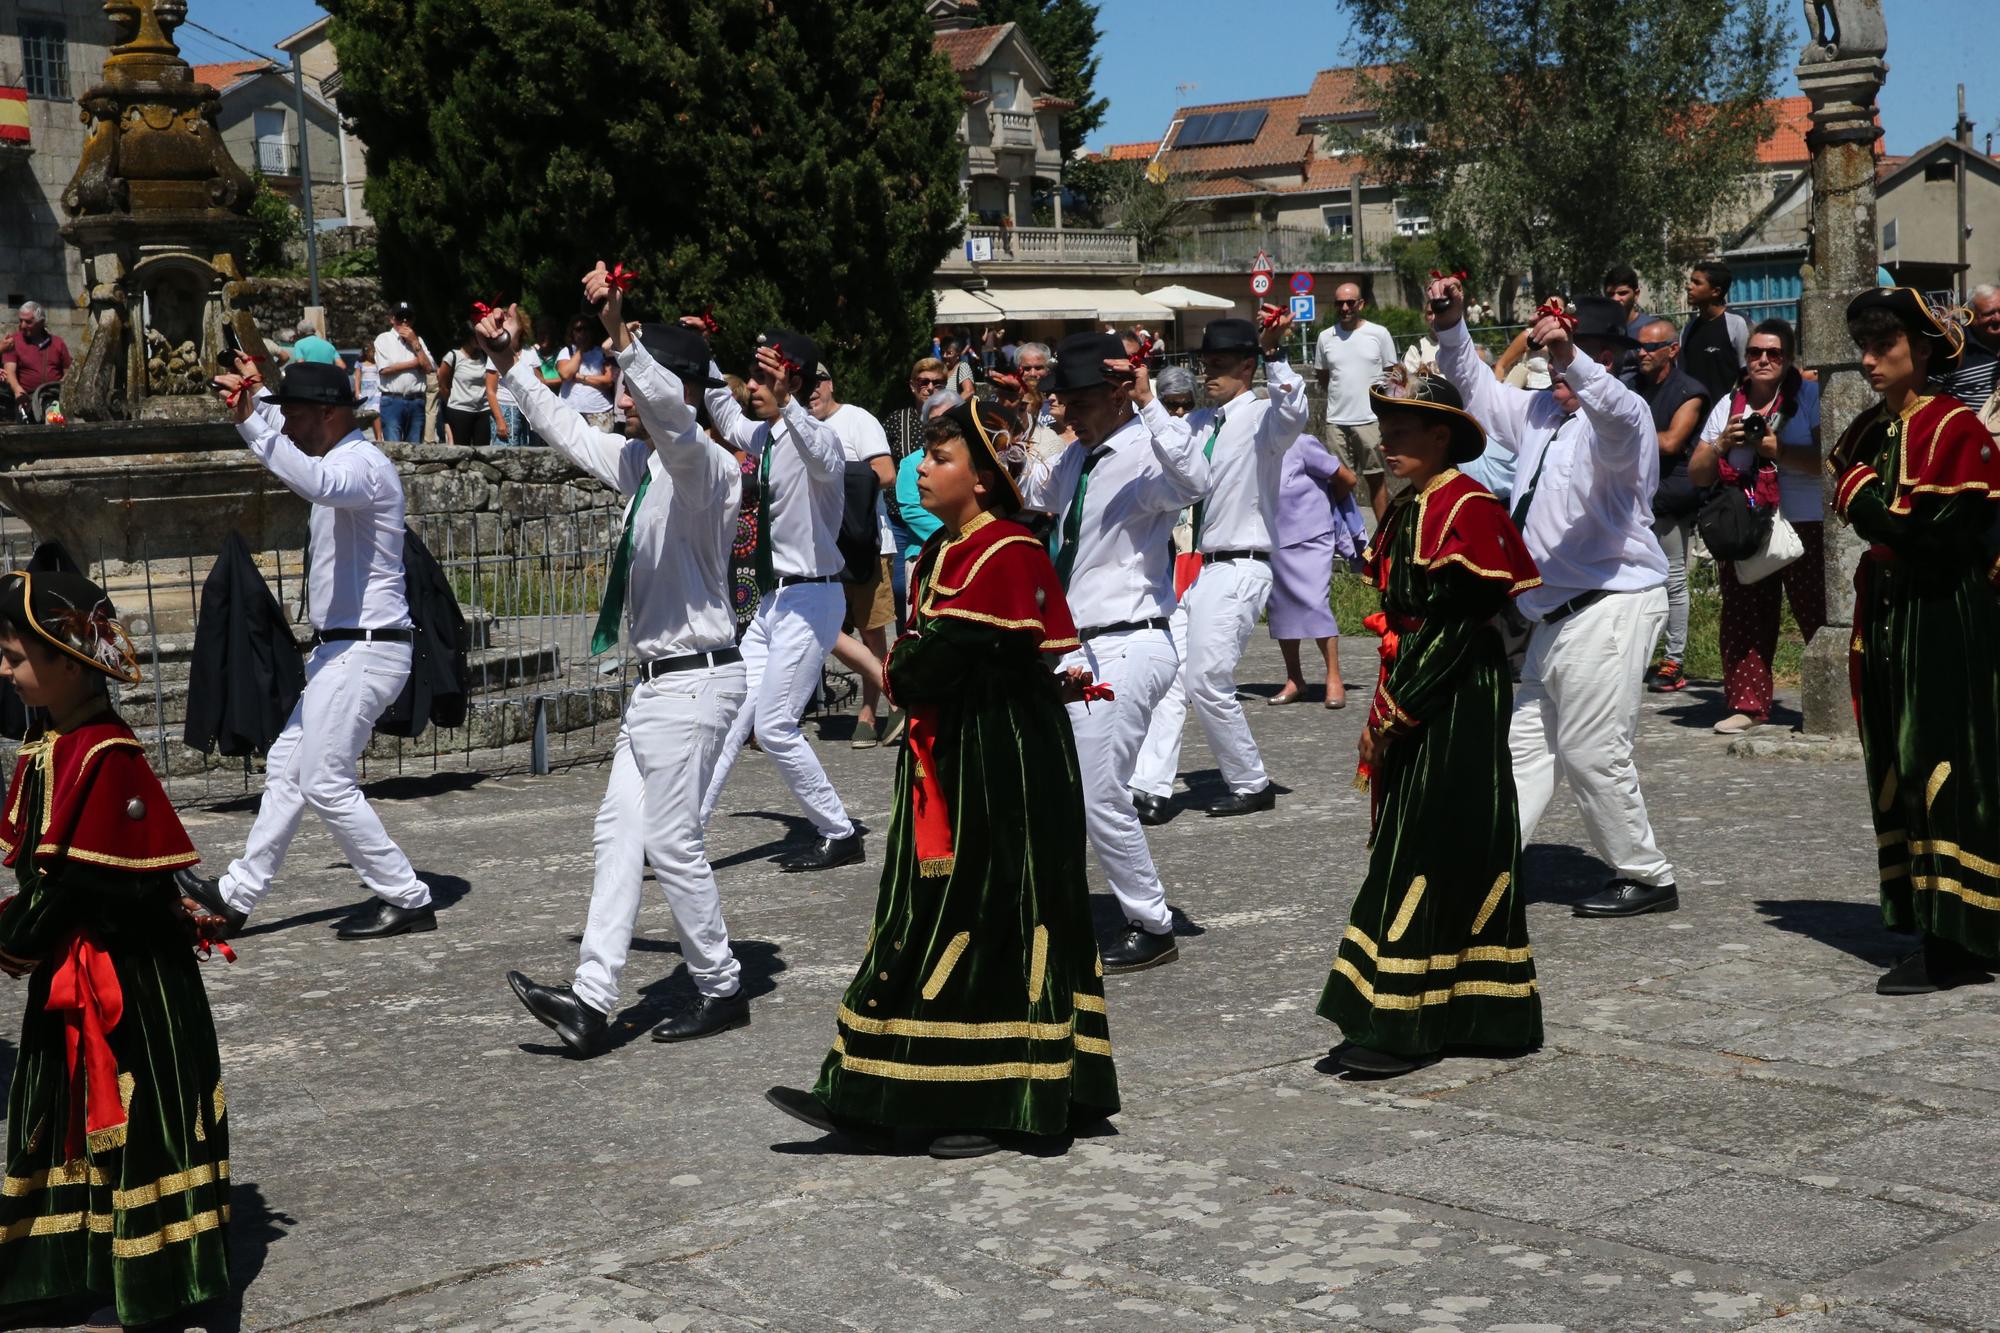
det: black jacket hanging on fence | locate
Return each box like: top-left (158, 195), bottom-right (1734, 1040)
top-left (373, 527), bottom-right (470, 739)
top-left (183, 531), bottom-right (308, 756)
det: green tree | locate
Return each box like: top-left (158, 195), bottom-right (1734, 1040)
top-left (1333, 0), bottom-right (1789, 299)
top-left (323, 0), bottom-right (965, 412)
top-left (1064, 159), bottom-right (1196, 259)
top-left (977, 0), bottom-right (1106, 162)
top-left (244, 172), bottom-right (300, 277)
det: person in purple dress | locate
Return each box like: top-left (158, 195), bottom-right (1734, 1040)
top-left (1268, 432), bottom-right (1362, 707)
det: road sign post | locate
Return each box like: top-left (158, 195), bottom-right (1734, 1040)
top-left (1290, 272), bottom-right (1314, 296)
top-left (1290, 293), bottom-right (1316, 324)
top-left (1250, 272), bottom-right (1272, 297)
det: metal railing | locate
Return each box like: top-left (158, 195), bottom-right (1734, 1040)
top-left (952, 225), bottom-right (1139, 265)
top-left (253, 140), bottom-right (297, 176)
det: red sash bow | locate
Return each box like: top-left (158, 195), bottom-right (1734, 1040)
top-left (606, 263), bottom-right (637, 293)
top-left (1258, 302), bottom-right (1284, 330)
top-left (1534, 299), bottom-right (1578, 330)
top-left (905, 704), bottom-right (954, 878)
top-left (46, 928), bottom-right (124, 1158)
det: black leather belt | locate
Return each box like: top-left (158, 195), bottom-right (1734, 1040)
top-left (777, 574), bottom-right (840, 587)
top-left (381, 391), bottom-right (424, 399)
top-left (1542, 590), bottom-right (1608, 625)
top-left (311, 627), bottom-right (414, 645)
top-left (1080, 616), bottom-right (1171, 642)
top-left (1206, 549), bottom-right (1271, 563)
top-left (640, 648), bottom-right (742, 679)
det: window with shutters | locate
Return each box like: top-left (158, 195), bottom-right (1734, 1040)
top-left (18, 19), bottom-right (69, 100)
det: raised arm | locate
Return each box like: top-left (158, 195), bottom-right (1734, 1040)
top-left (704, 364), bottom-right (760, 452)
top-left (505, 359), bottom-right (646, 495)
top-left (774, 396), bottom-right (845, 477)
top-left (1255, 357), bottom-right (1309, 454)
top-left (1559, 345), bottom-right (1652, 472)
top-left (1437, 319), bottom-right (1533, 454)
top-left (235, 413), bottom-right (388, 509)
top-left (612, 342), bottom-right (735, 512)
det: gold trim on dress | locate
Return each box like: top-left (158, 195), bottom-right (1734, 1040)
top-left (1926, 762), bottom-right (1952, 814)
top-left (838, 1003), bottom-right (1074, 1042)
top-left (1027, 925), bottom-right (1048, 1002)
top-left (1469, 872), bottom-right (1512, 935)
top-left (921, 932), bottom-right (971, 1000)
top-left (1072, 991), bottom-right (1106, 1014)
top-left (111, 1160), bottom-right (230, 1210)
top-left (1386, 875), bottom-right (1427, 943)
top-left (1910, 872), bottom-right (2000, 912)
top-left (917, 854), bottom-right (954, 879)
top-left (2, 1157), bottom-right (104, 1196)
top-left (836, 1051), bottom-right (1074, 1083)
top-left (1343, 924), bottom-right (1532, 973)
top-left (1878, 829), bottom-right (1907, 849)
top-left (1331, 956), bottom-right (1539, 1010)
top-left (1910, 838), bottom-right (2000, 880)
top-left (38, 845), bottom-right (202, 871)
top-left (108, 1205), bottom-right (230, 1259)
top-left (1073, 1035), bottom-right (1113, 1058)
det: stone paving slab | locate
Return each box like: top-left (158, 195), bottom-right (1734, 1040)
top-left (6, 641), bottom-right (2000, 1332)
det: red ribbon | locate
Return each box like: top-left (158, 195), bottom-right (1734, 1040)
top-left (46, 928), bottom-right (124, 1159)
top-left (195, 937), bottom-right (237, 964)
top-left (606, 263), bottom-right (636, 294)
top-left (1534, 299), bottom-right (1578, 330)
top-left (1429, 269), bottom-right (1468, 282)
top-left (1258, 302), bottom-right (1284, 330)
top-left (694, 307), bottom-right (719, 336)
top-left (906, 704), bottom-right (954, 878)
top-left (222, 372), bottom-right (263, 408)
top-left (1354, 610), bottom-right (1411, 825)
top-left (1081, 681), bottom-right (1116, 704)
top-left (470, 295), bottom-right (506, 324)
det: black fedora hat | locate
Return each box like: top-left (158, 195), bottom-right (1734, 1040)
top-left (939, 398), bottom-right (1026, 511)
top-left (1369, 372), bottom-right (1487, 465)
top-left (1044, 331), bottom-right (1129, 394)
top-left (267, 360), bottom-right (360, 407)
top-left (0, 568), bottom-right (142, 683)
top-left (757, 329), bottom-right (824, 386)
top-left (1567, 296), bottom-right (1639, 350)
top-left (1846, 286), bottom-right (1966, 374)
top-left (1200, 318), bottom-right (1260, 357)
top-left (638, 323), bottom-right (725, 388)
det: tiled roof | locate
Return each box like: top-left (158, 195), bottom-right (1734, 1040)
top-left (1299, 65), bottom-right (1393, 123)
top-left (1104, 140), bottom-right (1158, 161)
top-left (192, 60), bottom-right (275, 91)
top-left (1757, 96), bottom-right (1813, 165)
top-left (934, 24), bottom-right (1010, 73)
top-left (1185, 175), bottom-right (1265, 199)
top-left (1162, 94), bottom-right (1313, 174)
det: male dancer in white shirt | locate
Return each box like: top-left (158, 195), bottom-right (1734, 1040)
top-left (184, 359), bottom-right (433, 940)
top-left (1025, 331), bottom-right (1208, 972)
top-left (485, 267), bottom-right (753, 1053)
top-left (1429, 275), bottom-right (1678, 918)
top-left (699, 328), bottom-right (862, 871)
top-left (1132, 312), bottom-right (1305, 820)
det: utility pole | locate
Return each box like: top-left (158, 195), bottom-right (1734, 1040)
top-left (1956, 85), bottom-right (1972, 299)
top-left (290, 46), bottom-right (321, 310)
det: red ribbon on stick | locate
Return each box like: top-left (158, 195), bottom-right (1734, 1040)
top-left (1534, 298), bottom-right (1578, 331)
top-left (605, 263), bottom-right (637, 294)
top-left (694, 307), bottom-right (719, 336)
top-left (1257, 302), bottom-right (1284, 330)
top-left (1429, 269), bottom-right (1468, 282)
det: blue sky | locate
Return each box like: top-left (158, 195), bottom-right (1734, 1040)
top-left (185, 0), bottom-right (1993, 158)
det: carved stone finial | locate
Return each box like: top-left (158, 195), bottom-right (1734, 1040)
top-left (1801, 0), bottom-right (1887, 65)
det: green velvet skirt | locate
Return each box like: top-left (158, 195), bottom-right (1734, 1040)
top-left (814, 671), bottom-right (1119, 1136)
top-left (1317, 630), bottom-right (1542, 1057)
top-left (1858, 554), bottom-right (2000, 957)
top-left (0, 889), bottom-right (231, 1326)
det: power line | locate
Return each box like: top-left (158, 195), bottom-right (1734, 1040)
top-left (181, 18), bottom-right (277, 64)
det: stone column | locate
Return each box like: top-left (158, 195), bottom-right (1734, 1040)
top-left (1795, 1), bottom-right (1888, 739)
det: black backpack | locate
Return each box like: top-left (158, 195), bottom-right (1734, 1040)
top-left (1695, 483), bottom-right (1771, 561)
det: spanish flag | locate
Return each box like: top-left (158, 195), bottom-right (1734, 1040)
top-left (0, 87), bottom-right (27, 146)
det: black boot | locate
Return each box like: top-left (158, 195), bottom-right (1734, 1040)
top-left (336, 899), bottom-right (438, 940)
top-left (652, 990), bottom-right (750, 1042)
top-left (1130, 790), bottom-right (1171, 827)
top-left (1335, 1044), bottom-right (1427, 1078)
top-left (777, 832), bottom-right (864, 873)
top-left (1878, 934), bottom-right (1996, 996)
top-left (1099, 923), bottom-right (1179, 974)
top-left (174, 869), bottom-right (246, 938)
top-left (506, 971), bottom-right (609, 1056)
top-left (928, 1132), bottom-right (1001, 1159)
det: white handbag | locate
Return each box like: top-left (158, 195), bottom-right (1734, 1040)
top-left (1734, 512), bottom-right (1804, 585)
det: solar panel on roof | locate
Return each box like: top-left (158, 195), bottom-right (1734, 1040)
top-left (1176, 113), bottom-right (1215, 148)
top-left (1216, 108), bottom-right (1267, 144)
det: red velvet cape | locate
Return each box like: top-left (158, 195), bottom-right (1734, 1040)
top-left (0, 718), bottom-right (200, 873)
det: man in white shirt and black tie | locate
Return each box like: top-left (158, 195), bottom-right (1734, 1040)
top-left (1132, 312), bottom-right (1306, 820)
top-left (699, 328), bottom-right (863, 872)
top-left (184, 359), bottom-right (435, 940)
top-left (1428, 276), bottom-right (1678, 918)
top-left (484, 267), bottom-right (753, 1054)
top-left (1026, 331), bottom-right (1208, 973)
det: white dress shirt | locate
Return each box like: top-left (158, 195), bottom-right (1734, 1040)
top-left (237, 411), bottom-right (411, 631)
top-left (506, 344), bottom-right (740, 659)
top-left (1436, 320), bottom-right (1666, 621)
top-left (1187, 359), bottom-right (1308, 553)
top-left (706, 373), bottom-right (848, 579)
top-left (1023, 397), bottom-right (1208, 629)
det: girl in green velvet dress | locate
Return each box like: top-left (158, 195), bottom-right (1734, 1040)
top-left (767, 400), bottom-right (1118, 1158)
top-left (0, 570), bottom-right (230, 1331)
top-left (1319, 376), bottom-right (1544, 1077)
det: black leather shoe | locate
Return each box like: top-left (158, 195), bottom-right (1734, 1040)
top-left (1878, 935), bottom-right (1995, 996)
top-left (652, 990), bottom-right (750, 1042)
top-left (928, 1132), bottom-right (1001, 1159)
top-left (335, 899), bottom-right (438, 939)
top-left (1336, 1044), bottom-right (1426, 1077)
top-left (1207, 784), bottom-right (1277, 817)
top-left (1100, 923), bottom-right (1179, 975)
top-left (766, 1085), bottom-right (839, 1133)
top-left (506, 971), bottom-right (608, 1056)
top-left (1572, 879), bottom-right (1679, 918)
top-left (777, 831), bottom-right (864, 873)
top-left (1130, 791), bottom-right (1171, 826)
top-left (173, 869), bottom-right (246, 938)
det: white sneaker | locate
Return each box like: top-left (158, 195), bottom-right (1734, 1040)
top-left (1712, 713), bottom-right (1761, 735)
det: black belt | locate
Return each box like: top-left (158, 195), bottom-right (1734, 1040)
top-left (1080, 617), bottom-right (1171, 642)
top-left (1542, 590), bottom-right (1608, 625)
top-left (777, 574), bottom-right (840, 587)
top-left (381, 390), bottom-right (425, 399)
top-left (311, 627), bottom-right (414, 645)
top-left (640, 648), bottom-right (742, 679)
top-left (1205, 549), bottom-right (1271, 563)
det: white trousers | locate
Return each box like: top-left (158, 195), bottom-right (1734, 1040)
top-left (221, 640), bottom-right (427, 913)
top-left (574, 664), bottom-right (747, 1012)
top-left (1511, 586), bottom-right (1675, 887)
top-left (699, 581), bottom-right (853, 839)
top-left (1132, 559), bottom-right (1274, 798)
top-left (1060, 626), bottom-right (1179, 934)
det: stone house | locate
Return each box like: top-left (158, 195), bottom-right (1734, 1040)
top-left (192, 46), bottom-right (367, 230)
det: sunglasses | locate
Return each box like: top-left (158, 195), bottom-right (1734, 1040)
top-left (1744, 346), bottom-right (1787, 362)
top-left (912, 376), bottom-right (944, 389)
top-left (1334, 299), bottom-right (1361, 308)
top-left (1160, 398), bottom-right (1194, 412)
top-left (1636, 340), bottom-right (1676, 352)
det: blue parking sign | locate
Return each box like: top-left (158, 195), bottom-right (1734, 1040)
top-left (1290, 294), bottom-right (1316, 323)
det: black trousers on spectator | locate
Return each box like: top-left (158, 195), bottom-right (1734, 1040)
top-left (444, 406), bottom-right (492, 447)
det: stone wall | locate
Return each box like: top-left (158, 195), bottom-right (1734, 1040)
top-left (234, 273), bottom-right (386, 351)
top-left (386, 441), bottom-right (624, 551)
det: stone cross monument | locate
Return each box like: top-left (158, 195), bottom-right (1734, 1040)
top-left (1794, 0), bottom-right (1888, 741)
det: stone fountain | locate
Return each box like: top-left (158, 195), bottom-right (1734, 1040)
top-left (0, 0), bottom-right (301, 568)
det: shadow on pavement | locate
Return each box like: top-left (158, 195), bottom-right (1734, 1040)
top-left (1520, 842), bottom-right (1612, 908)
top-left (709, 810), bottom-right (833, 868)
top-left (203, 768), bottom-right (489, 816)
top-left (1756, 897), bottom-right (1910, 966)
top-left (519, 938), bottom-right (788, 1057)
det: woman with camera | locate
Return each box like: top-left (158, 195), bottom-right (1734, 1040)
top-left (1686, 319), bottom-right (1824, 735)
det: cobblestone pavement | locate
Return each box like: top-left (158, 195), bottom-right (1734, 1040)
top-left (6, 638), bottom-right (1996, 1333)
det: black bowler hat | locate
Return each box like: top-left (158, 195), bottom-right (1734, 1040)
top-left (1368, 372), bottom-right (1487, 465)
top-left (267, 360), bottom-right (360, 407)
top-left (1846, 287), bottom-right (1966, 374)
top-left (1043, 331), bottom-right (1129, 394)
top-left (637, 323), bottom-right (725, 388)
top-left (1199, 318), bottom-right (1260, 357)
top-left (757, 329), bottom-right (824, 386)
top-left (0, 569), bottom-right (142, 683)
top-left (1567, 296), bottom-right (1639, 350)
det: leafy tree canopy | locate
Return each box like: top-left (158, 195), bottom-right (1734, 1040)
top-left (976, 0), bottom-right (1106, 162)
top-left (325, 0), bottom-right (966, 412)
top-left (1334, 0), bottom-right (1790, 298)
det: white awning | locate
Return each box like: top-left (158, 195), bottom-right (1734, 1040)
top-left (1140, 283), bottom-right (1236, 311)
top-left (974, 287), bottom-right (1175, 324)
top-left (934, 288), bottom-right (1005, 324)
top-left (1095, 291), bottom-right (1178, 325)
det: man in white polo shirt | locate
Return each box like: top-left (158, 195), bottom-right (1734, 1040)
top-left (1429, 275), bottom-right (1678, 919)
top-left (372, 303), bottom-right (433, 443)
top-left (1315, 282), bottom-right (1399, 521)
